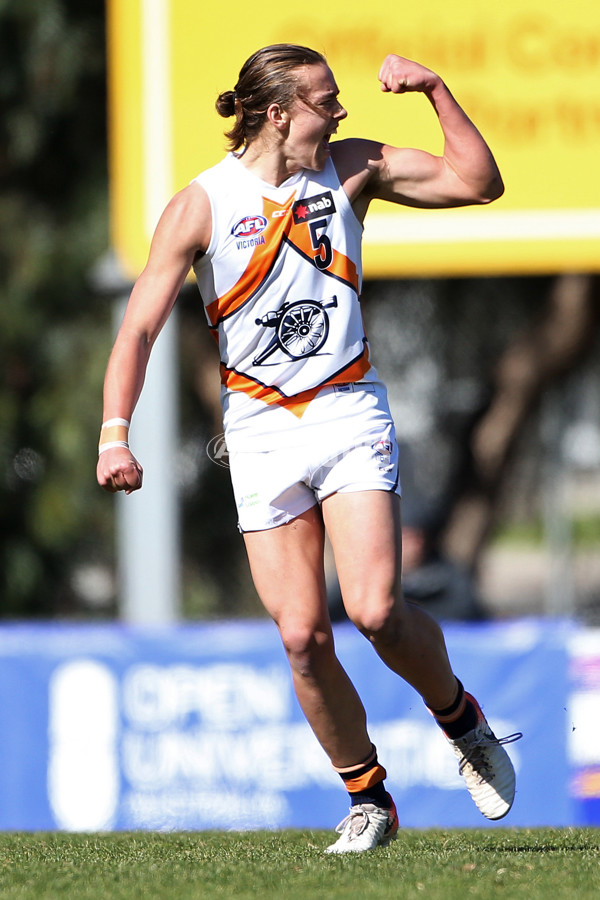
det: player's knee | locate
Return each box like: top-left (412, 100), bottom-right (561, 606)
top-left (349, 598), bottom-right (404, 645)
top-left (280, 625), bottom-right (335, 678)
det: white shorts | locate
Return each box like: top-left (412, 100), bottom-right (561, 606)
top-left (229, 420), bottom-right (401, 532)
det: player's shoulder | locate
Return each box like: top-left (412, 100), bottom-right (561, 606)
top-left (152, 181), bottom-right (212, 255)
top-left (165, 180), bottom-right (210, 218)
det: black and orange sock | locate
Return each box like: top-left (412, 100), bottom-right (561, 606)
top-left (427, 678), bottom-right (479, 739)
top-left (333, 745), bottom-right (392, 809)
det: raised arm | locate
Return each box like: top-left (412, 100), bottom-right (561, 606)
top-left (96, 182), bottom-right (211, 494)
top-left (332, 55), bottom-right (503, 216)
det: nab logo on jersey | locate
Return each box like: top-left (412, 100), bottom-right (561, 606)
top-left (232, 215), bottom-right (268, 238)
top-left (292, 192), bottom-right (336, 224)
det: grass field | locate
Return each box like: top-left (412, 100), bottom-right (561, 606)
top-left (0, 829), bottom-right (599, 899)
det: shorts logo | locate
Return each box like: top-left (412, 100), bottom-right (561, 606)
top-left (238, 492), bottom-right (260, 509)
top-left (292, 191), bottom-right (336, 224)
top-left (372, 440), bottom-right (393, 456)
top-left (372, 438), bottom-right (394, 472)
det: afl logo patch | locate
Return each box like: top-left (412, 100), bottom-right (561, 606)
top-left (232, 215), bottom-right (268, 238)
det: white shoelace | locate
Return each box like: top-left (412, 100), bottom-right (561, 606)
top-left (457, 731), bottom-right (523, 777)
top-left (335, 807), bottom-right (372, 837)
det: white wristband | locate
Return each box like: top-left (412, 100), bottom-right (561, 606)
top-left (101, 417), bottom-right (130, 430)
top-left (98, 440), bottom-right (130, 455)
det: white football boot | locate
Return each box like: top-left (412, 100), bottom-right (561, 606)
top-left (325, 801), bottom-right (398, 854)
top-left (447, 694), bottom-right (522, 820)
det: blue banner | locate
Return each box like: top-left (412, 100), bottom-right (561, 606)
top-left (0, 618), bottom-right (584, 831)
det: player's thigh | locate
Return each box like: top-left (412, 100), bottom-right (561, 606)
top-left (243, 504), bottom-right (330, 631)
top-left (322, 489), bottom-right (402, 616)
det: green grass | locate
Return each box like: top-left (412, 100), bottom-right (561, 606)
top-left (0, 830), bottom-right (599, 899)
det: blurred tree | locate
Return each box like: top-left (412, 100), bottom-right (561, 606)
top-left (0, 0), bottom-right (113, 615)
top-left (442, 275), bottom-right (600, 570)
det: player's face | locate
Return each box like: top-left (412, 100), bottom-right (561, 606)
top-left (286, 64), bottom-right (347, 171)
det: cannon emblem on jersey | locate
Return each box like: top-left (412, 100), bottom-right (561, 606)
top-left (253, 296), bottom-right (338, 365)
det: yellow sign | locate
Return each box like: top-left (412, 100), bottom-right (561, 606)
top-left (107, 0), bottom-right (600, 278)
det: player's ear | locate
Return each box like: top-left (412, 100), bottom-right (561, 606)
top-left (267, 103), bottom-right (289, 132)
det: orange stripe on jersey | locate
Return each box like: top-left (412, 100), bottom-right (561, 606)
top-left (205, 195), bottom-right (296, 327)
top-left (220, 367), bottom-right (321, 418)
top-left (286, 218), bottom-right (359, 292)
top-left (220, 343), bottom-right (372, 419)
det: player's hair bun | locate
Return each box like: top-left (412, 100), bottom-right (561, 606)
top-left (215, 90), bottom-right (237, 118)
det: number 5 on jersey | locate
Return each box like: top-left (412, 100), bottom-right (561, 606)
top-left (309, 218), bottom-right (333, 270)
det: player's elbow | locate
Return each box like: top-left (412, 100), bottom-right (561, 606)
top-left (479, 172), bottom-right (505, 204)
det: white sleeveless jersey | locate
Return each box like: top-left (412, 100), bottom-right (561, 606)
top-left (192, 153), bottom-right (380, 450)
